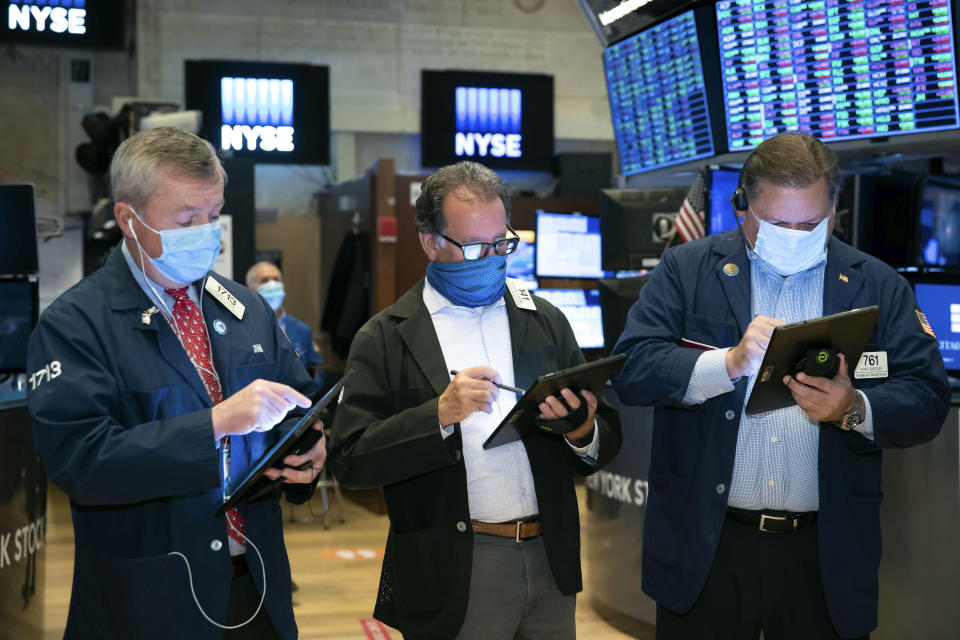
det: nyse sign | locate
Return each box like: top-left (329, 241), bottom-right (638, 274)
top-left (8, 1), bottom-right (86, 35)
top-left (454, 86), bottom-right (523, 159)
top-left (220, 76), bottom-right (294, 153)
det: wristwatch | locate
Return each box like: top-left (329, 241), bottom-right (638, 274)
top-left (837, 390), bottom-right (865, 431)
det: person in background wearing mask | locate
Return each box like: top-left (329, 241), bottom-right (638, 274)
top-left (246, 261), bottom-right (324, 385)
top-left (27, 127), bottom-right (326, 640)
top-left (328, 161), bottom-right (622, 640)
top-left (613, 133), bottom-right (950, 640)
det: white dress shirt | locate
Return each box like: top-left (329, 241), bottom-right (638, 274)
top-left (424, 279), bottom-right (598, 523)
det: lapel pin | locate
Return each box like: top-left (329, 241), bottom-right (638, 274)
top-left (723, 263), bottom-right (739, 277)
top-left (141, 306), bottom-right (159, 326)
top-left (839, 273), bottom-right (849, 283)
top-left (213, 319), bottom-right (228, 335)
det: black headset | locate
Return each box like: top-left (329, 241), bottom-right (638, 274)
top-left (730, 187), bottom-right (748, 212)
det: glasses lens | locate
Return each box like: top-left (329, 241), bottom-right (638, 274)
top-left (495, 238), bottom-right (519, 256)
top-left (462, 243), bottom-right (483, 260)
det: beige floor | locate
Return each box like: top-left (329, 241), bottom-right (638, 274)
top-left (42, 485), bottom-right (637, 640)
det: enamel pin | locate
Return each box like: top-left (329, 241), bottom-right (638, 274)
top-left (141, 306), bottom-right (160, 326)
top-left (213, 319), bottom-right (228, 335)
top-left (723, 263), bottom-right (739, 276)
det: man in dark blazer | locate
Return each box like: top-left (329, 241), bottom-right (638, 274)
top-left (329, 161), bottom-right (622, 640)
top-left (613, 133), bottom-right (950, 640)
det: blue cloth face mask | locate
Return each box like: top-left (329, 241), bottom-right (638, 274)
top-left (129, 208), bottom-right (222, 285)
top-left (750, 206), bottom-right (830, 276)
top-left (257, 280), bottom-right (285, 311)
top-left (426, 254), bottom-right (507, 307)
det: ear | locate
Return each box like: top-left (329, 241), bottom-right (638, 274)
top-left (114, 202), bottom-right (136, 240)
top-left (418, 232), bottom-right (441, 261)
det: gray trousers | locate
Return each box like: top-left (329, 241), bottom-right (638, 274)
top-left (455, 533), bottom-right (576, 640)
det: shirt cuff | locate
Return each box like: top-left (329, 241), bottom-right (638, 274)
top-left (682, 347), bottom-right (736, 406)
top-left (853, 390), bottom-right (875, 441)
top-left (565, 421), bottom-right (599, 463)
top-left (440, 422), bottom-right (455, 440)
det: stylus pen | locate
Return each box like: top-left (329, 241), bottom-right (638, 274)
top-left (449, 370), bottom-right (525, 395)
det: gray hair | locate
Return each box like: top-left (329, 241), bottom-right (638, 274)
top-left (740, 133), bottom-right (843, 204)
top-left (245, 261), bottom-right (281, 288)
top-left (110, 126), bottom-right (227, 210)
top-left (414, 161), bottom-right (509, 236)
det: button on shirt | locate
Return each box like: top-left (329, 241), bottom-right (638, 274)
top-left (424, 279), bottom-right (599, 523)
top-left (683, 255), bottom-right (874, 512)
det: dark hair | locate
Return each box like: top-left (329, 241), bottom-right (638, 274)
top-left (414, 161), bottom-right (510, 236)
top-left (740, 133), bottom-right (843, 204)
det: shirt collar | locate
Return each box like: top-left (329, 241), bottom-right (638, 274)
top-left (422, 277), bottom-right (506, 314)
top-left (120, 240), bottom-right (194, 316)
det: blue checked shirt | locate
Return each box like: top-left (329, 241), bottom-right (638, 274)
top-left (682, 254), bottom-right (874, 512)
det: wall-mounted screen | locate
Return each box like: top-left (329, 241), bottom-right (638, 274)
top-left (0, 184), bottom-right (39, 275)
top-left (706, 166), bottom-right (742, 235)
top-left (185, 60), bottom-right (330, 165)
top-left (532, 288), bottom-right (605, 349)
top-left (535, 212), bottom-right (604, 278)
top-left (716, 0), bottom-right (960, 150)
top-left (0, 0), bottom-right (125, 49)
top-left (603, 9), bottom-right (716, 175)
top-left (917, 177), bottom-right (960, 268)
top-left (421, 70), bottom-right (554, 171)
top-left (913, 282), bottom-right (960, 373)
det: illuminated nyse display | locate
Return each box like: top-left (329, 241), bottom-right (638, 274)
top-left (220, 77), bottom-right (294, 153)
top-left (717, 0), bottom-right (960, 149)
top-left (454, 87), bottom-right (523, 159)
top-left (604, 10), bottom-right (715, 175)
top-left (7, 0), bottom-right (86, 35)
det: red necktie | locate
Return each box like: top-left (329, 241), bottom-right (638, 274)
top-left (165, 287), bottom-right (246, 548)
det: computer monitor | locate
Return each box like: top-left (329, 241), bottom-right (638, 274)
top-left (853, 173), bottom-right (922, 268)
top-left (913, 282), bottom-right (960, 375)
top-left (706, 166), bottom-right (741, 236)
top-left (506, 230), bottom-right (537, 290)
top-left (0, 184), bottom-right (39, 275)
top-left (532, 289), bottom-right (604, 350)
top-left (603, 9), bottom-right (716, 175)
top-left (599, 187), bottom-right (688, 271)
top-left (716, 1), bottom-right (960, 150)
top-left (916, 178), bottom-right (960, 269)
top-left (0, 278), bottom-right (38, 373)
top-left (535, 212), bottom-right (604, 279)
top-left (597, 276), bottom-right (651, 355)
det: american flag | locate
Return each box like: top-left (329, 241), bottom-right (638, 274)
top-left (675, 170), bottom-right (707, 243)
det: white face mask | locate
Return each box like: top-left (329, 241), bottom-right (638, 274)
top-left (749, 206), bottom-right (830, 276)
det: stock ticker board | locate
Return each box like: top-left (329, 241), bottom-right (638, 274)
top-left (717, 0), bottom-right (960, 150)
top-left (604, 10), bottom-right (716, 175)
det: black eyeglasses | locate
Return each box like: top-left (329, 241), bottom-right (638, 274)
top-left (440, 226), bottom-right (520, 261)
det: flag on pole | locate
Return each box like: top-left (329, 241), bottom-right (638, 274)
top-left (675, 170), bottom-right (707, 243)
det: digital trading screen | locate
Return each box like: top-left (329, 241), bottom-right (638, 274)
top-left (536, 213), bottom-right (605, 278)
top-left (717, 0), bottom-right (960, 150)
top-left (917, 179), bottom-right (960, 267)
top-left (532, 289), bottom-right (605, 350)
top-left (914, 282), bottom-right (960, 371)
top-left (603, 10), bottom-right (715, 175)
top-left (506, 230), bottom-right (537, 290)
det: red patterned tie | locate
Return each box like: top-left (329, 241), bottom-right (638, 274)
top-left (165, 287), bottom-right (246, 548)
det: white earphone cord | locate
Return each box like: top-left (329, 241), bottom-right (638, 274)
top-left (167, 516), bottom-right (267, 630)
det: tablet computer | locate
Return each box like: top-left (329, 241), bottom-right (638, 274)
top-left (215, 369), bottom-right (353, 516)
top-left (482, 354), bottom-right (625, 450)
top-left (745, 306), bottom-right (879, 415)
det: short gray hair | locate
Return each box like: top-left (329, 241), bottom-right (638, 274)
top-left (740, 133), bottom-right (843, 203)
top-left (414, 161), bottom-right (509, 236)
top-left (110, 127), bottom-right (227, 210)
top-left (245, 261), bottom-right (281, 288)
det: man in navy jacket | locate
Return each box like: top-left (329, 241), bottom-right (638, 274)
top-left (613, 133), bottom-right (950, 640)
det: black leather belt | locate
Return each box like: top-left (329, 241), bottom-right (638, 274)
top-left (727, 507), bottom-right (818, 533)
top-left (231, 554), bottom-right (249, 578)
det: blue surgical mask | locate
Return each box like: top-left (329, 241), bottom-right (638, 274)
top-left (257, 280), bottom-right (285, 311)
top-left (749, 207), bottom-right (830, 276)
top-left (426, 254), bottom-right (507, 307)
top-left (129, 208), bottom-right (222, 285)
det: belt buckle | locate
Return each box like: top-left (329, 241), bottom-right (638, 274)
top-left (515, 521), bottom-right (521, 543)
top-left (758, 513), bottom-right (788, 532)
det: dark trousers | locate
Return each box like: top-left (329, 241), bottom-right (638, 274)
top-left (223, 557), bottom-right (282, 640)
top-left (656, 515), bottom-right (869, 640)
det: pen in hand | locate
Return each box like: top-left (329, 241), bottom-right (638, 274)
top-left (449, 370), bottom-right (525, 395)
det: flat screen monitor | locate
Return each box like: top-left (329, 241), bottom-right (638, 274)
top-left (913, 282), bottom-right (960, 374)
top-left (506, 230), bottom-right (537, 290)
top-left (421, 70), bottom-right (554, 171)
top-left (532, 289), bottom-right (604, 350)
top-left (917, 178), bottom-right (960, 268)
top-left (0, 279), bottom-right (38, 373)
top-left (603, 9), bottom-right (716, 175)
top-left (716, 0), bottom-right (960, 150)
top-left (600, 187), bottom-right (689, 271)
top-left (0, 184), bottom-right (39, 275)
top-left (535, 212), bottom-right (604, 279)
top-left (854, 173), bottom-right (922, 268)
top-left (597, 276), bottom-right (651, 355)
top-left (185, 60), bottom-right (330, 165)
top-left (0, 0), bottom-right (125, 50)
top-left (706, 166), bottom-right (741, 236)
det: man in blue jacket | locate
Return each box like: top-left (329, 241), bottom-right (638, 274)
top-left (613, 133), bottom-right (950, 640)
top-left (27, 127), bottom-right (326, 639)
